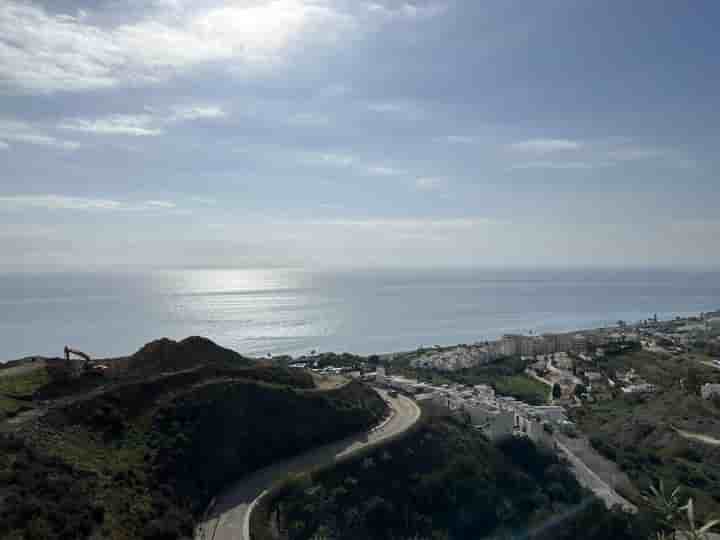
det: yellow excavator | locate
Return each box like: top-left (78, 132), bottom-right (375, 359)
top-left (64, 346), bottom-right (107, 376)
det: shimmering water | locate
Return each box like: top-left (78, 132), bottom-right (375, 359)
top-left (2, 268), bottom-right (720, 360)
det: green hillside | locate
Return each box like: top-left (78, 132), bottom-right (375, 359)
top-left (264, 415), bottom-right (653, 540)
top-left (0, 338), bottom-right (386, 540)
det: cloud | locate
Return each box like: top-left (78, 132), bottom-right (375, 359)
top-left (510, 161), bottom-right (603, 170)
top-left (605, 148), bottom-right (660, 161)
top-left (307, 152), bottom-right (355, 167)
top-left (318, 84), bottom-right (350, 98)
top-left (170, 105), bottom-right (226, 122)
top-left (287, 112), bottom-right (330, 126)
top-left (58, 104), bottom-right (225, 137)
top-left (304, 152), bottom-right (405, 177)
top-left (0, 0), bottom-right (352, 94)
top-left (188, 196), bottom-right (217, 205)
top-left (510, 138), bottom-right (582, 154)
top-left (367, 165), bottom-right (405, 176)
top-left (59, 114), bottom-right (163, 136)
top-left (508, 139), bottom-right (681, 170)
top-left (0, 119), bottom-right (80, 150)
top-left (438, 135), bottom-right (476, 144)
top-left (366, 101), bottom-right (422, 119)
top-left (143, 200), bottom-right (177, 209)
top-left (0, 141), bottom-right (8, 149)
top-left (415, 176), bottom-right (446, 191)
top-left (304, 217), bottom-right (496, 230)
top-left (365, 2), bottom-right (448, 21)
top-left (0, 194), bottom-right (177, 211)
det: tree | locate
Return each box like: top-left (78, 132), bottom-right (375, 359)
top-left (643, 479), bottom-right (720, 540)
top-left (685, 368), bottom-right (701, 395)
top-left (552, 383), bottom-right (562, 399)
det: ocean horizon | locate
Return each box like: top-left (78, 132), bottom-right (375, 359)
top-left (2, 267), bottom-right (720, 361)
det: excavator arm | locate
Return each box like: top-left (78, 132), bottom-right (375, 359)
top-left (64, 346), bottom-right (92, 368)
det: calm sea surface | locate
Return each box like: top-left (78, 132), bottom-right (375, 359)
top-left (2, 268), bottom-right (720, 360)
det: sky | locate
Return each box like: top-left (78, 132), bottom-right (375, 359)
top-left (1, 0), bottom-right (719, 271)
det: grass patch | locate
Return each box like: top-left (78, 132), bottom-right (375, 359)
top-left (0, 395), bottom-right (28, 417)
top-left (0, 366), bottom-right (50, 396)
top-left (393, 356), bottom-right (548, 404)
top-left (495, 374), bottom-right (549, 405)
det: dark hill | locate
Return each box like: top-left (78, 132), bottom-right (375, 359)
top-left (127, 335), bottom-right (251, 374)
top-left (265, 415), bottom-right (652, 540)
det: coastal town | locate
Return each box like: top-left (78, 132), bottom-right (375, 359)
top-left (4, 310), bottom-right (720, 539)
top-left (293, 310), bottom-right (720, 513)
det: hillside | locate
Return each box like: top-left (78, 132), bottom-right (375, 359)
top-left (0, 338), bottom-right (387, 540)
top-left (264, 415), bottom-right (654, 540)
top-left (570, 350), bottom-right (720, 519)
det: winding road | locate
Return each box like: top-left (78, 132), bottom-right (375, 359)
top-left (673, 425), bottom-right (720, 446)
top-left (195, 389), bottom-right (421, 540)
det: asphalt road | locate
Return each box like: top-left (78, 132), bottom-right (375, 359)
top-left (195, 389), bottom-right (421, 540)
top-left (555, 439), bottom-right (637, 513)
top-left (673, 425), bottom-right (720, 446)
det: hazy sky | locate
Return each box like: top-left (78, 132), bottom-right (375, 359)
top-left (1, 0), bottom-right (718, 270)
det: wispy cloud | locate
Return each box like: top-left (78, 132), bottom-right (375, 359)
top-left (58, 104), bottom-right (225, 137)
top-left (0, 0), bottom-right (352, 94)
top-left (508, 138), bottom-right (681, 170)
top-left (0, 194), bottom-right (177, 211)
top-left (510, 138), bottom-right (582, 154)
top-left (188, 196), bottom-right (217, 205)
top-left (59, 114), bottom-right (163, 136)
top-left (0, 119), bottom-right (80, 150)
top-left (306, 152), bottom-right (355, 167)
top-left (303, 151), bottom-right (405, 177)
top-left (170, 105), bottom-right (226, 122)
top-left (318, 84), bottom-right (350, 98)
top-left (287, 112), bottom-right (330, 126)
top-left (143, 200), bottom-right (177, 209)
top-left (437, 135), bottom-right (476, 144)
top-left (365, 2), bottom-right (448, 21)
top-left (415, 176), bottom-right (447, 191)
top-left (510, 161), bottom-right (602, 170)
top-left (367, 165), bottom-right (405, 176)
top-left (366, 101), bottom-right (422, 119)
top-left (605, 148), bottom-right (660, 161)
top-left (304, 217), bottom-right (496, 230)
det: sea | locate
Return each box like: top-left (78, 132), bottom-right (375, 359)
top-left (2, 268), bottom-right (720, 361)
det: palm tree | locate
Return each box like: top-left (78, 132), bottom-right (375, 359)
top-left (677, 498), bottom-right (720, 540)
top-left (644, 479), bottom-right (683, 536)
top-left (644, 480), bottom-right (720, 540)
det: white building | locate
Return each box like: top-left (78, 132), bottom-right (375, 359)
top-left (622, 383), bottom-right (657, 395)
top-left (701, 383), bottom-right (720, 400)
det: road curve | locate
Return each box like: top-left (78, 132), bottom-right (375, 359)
top-left (196, 389), bottom-right (421, 540)
top-left (673, 425), bottom-right (720, 446)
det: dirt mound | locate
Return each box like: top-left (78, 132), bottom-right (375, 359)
top-left (128, 336), bottom-right (251, 374)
